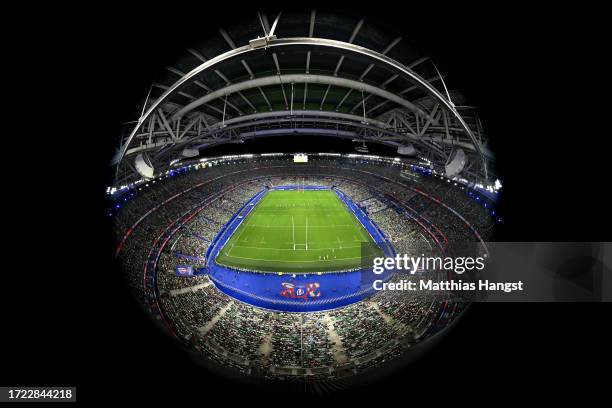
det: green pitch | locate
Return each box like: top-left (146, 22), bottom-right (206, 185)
top-left (215, 189), bottom-right (382, 273)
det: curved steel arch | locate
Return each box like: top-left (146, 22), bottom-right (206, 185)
top-left (219, 109), bottom-right (390, 129)
top-left (115, 36), bottom-right (488, 178)
top-left (170, 74), bottom-right (429, 121)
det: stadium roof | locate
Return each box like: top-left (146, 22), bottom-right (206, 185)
top-left (112, 10), bottom-right (494, 185)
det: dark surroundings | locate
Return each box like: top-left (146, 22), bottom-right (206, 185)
top-left (3, 2), bottom-right (609, 403)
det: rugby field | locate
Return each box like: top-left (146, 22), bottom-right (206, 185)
top-left (215, 189), bottom-right (381, 273)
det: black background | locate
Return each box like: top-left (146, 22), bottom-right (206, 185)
top-left (3, 2), bottom-right (610, 404)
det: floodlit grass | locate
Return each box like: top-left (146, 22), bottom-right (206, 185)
top-left (215, 189), bottom-right (382, 273)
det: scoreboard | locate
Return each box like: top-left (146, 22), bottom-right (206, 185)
top-left (293, 153), bottom-right (308, 163)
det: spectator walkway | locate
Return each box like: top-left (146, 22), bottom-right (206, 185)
top-left (324, 315), bottom-right (348, 364)
top-left (169, 281), bottom-right (212, 297)
top-left (369, 301), bottom-right (408, 335)
top-left (258, 333), bottom-right (273, 363)
top-left (197, 300), bottom-right (234, 336)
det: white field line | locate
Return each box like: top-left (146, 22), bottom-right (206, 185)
top-left (221, 253), bottom-right (362, 263)
top-left (292, 215), bottom-right (295, 250)
top-left (305, 216), bottom-right (308, 250)
top-left (229, 244), bottom-right (362, 251)
top-left (241, 224), bottom-right (355, 228)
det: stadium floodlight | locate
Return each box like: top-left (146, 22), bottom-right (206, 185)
top-left (494, 179), bottom-right (503, 191)
top-left (445, 148), bottom-right (467, 177)
top-left (135, 153), bottom-right (155, 179)
top-left (397, 144), bottom-right (417, 156)
top-left (182, 148), bottom-right (199, 158)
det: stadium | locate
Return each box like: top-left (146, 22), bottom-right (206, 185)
top-left (108, 10), bottom-right (500, 388)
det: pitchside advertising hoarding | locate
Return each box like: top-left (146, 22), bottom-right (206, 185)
top-left (280, 282), bottom-right (321, 301)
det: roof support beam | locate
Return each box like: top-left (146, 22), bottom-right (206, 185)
top-left (374, 74), bottom-right (446, 117)
top-left (115, 37), bottom-right (488, 178)
top-left (335, 35), bottom-right (400, 111)
top-left (171, 74), bottom-right (429, 121)
top-left (220, 28), bottom-right (256, 80)
top-left (237, 92), bottom-right (256, 112)
top-left (320, 85), bottom-right (331, 109)
top-left (157, 109), bottom-right (177, 140)
top-left (165, 66), bottom-right (212, 93)
top-left (215, 28), bottom-right (258, 112)
top-left (183, 47), bottom-right (246, 115)
top-left (335, 89), bottom-right (353, 111)
top-left (259, 87), bottom-right (272, 111)
top-left (152, 83), bottom-right (223, 118)
top-left (333, 19), bottom-right (363, 76)
top-left (359, 36), bottom-right (402, 80)
top-left (126, 109), bottom-right (492, 162)
top-left (305, 10), bottom-right (315, 75)
top-left (308, 10), bottom-right (316, 37)
top-left (219, 110), bottom-right (390, 129)
top-left (350, 94), bottom-right (372, 113)
top-left (261, 12), bottom-right (288, 108)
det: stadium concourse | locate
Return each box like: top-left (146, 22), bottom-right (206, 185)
top-left (110, 154), bottom-right (496, 381)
